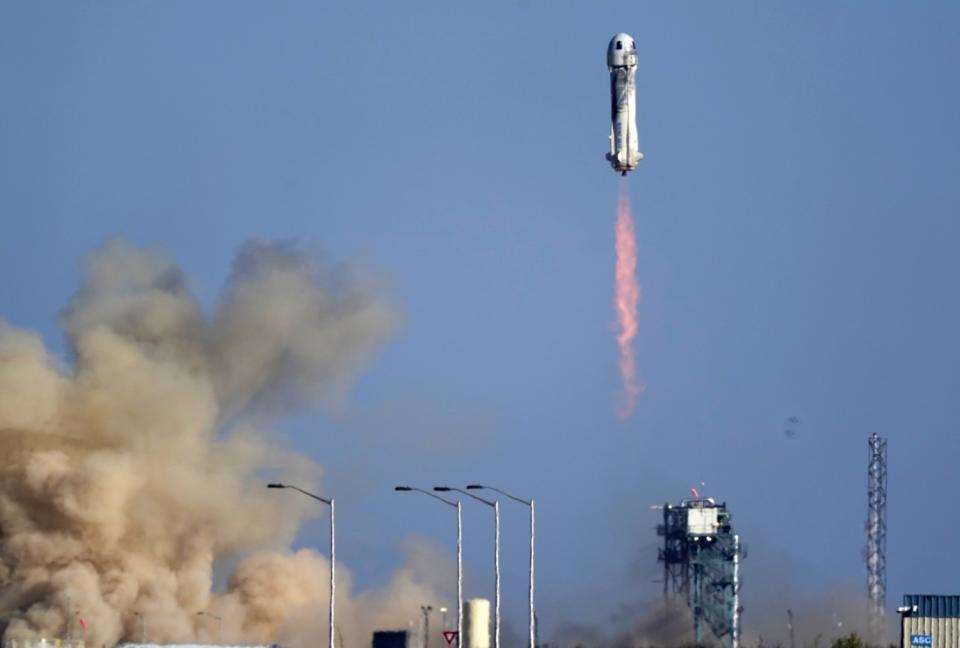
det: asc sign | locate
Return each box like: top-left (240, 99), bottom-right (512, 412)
top-left (911, 635), bottom-right (933, 647)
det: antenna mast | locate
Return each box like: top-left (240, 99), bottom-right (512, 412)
top-left (866, 433), bottom-right (888, 641)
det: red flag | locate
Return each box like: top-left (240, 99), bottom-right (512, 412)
top-left (78, 617), bottom-right (88, 632)
top-left (691, 487), bottom-right (700, 498)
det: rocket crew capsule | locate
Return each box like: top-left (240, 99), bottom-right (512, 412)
top-left (606, 33), bottom-right (643, 176)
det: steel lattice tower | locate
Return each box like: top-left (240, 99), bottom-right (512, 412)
top-left (657, 499), bottom-right (742, 648)
top-left (867, 433), bottom-right (888, 640)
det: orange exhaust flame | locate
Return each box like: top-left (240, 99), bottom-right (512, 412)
top-left (614, 182), bottom-right (643, 417)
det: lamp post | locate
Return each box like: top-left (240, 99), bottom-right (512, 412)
top-left (467, 485), bottom-right (535, 648)
top-left (897, 604), bottom-right (916, 648)
top-left (395, 487), bottom-right (462, 648)
top-left (196, 612), bottom-right (222, 644)
top-left (66, 592), bottom-right (73, 641)
top-left (421, 605), bottom-right (433, 648)
top-left (268, 483), bottom-right (335, 648)
top-left (437, 487), bottom-right (500, 648)
top-left (133, 612), bottom-right (146, 644)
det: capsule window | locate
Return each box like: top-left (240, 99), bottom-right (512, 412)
top-left (616, 41), bottom-right (622, 50)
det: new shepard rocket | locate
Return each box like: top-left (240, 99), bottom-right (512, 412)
top-left (606, 33), bottom-right (643, 175)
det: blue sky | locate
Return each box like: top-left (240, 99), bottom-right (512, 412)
top-left (1, 1), bottom-right (958, 641)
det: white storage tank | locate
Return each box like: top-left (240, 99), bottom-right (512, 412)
top-left (464, 598), bottom-right (490, 648)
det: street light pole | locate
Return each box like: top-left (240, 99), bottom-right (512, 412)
top-left (436, 487), bottom-right (500, 648)
top-left (66, 592), bottom-right (72, 642)
top-left (421, 605), bottom-right (433, 648)
top-left (495, 500), bottom-right (500, 648)
top-left (457, 500), bottom-right (462, 648)
top-left (268, 483), bottom-right (335, 648)
top-left (468, 485), bottom-right (535, 648)
top-left (134, 612), bottom-right (146, 644)
top-left (396, 487), bottom-right (463, 648)
top-left (330, 497), bottom-right (336, 648)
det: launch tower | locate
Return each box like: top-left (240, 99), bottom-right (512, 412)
top-left (656, 498), bottom-right (742, 648)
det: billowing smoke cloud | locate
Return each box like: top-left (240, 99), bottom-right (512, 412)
top-left (0, 240), bottom-right (444, 648)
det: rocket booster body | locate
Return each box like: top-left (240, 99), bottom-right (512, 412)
top-left (606, 33), bottom-right (643, 176)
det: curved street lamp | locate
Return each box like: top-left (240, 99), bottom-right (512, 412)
top-left (437, 487), bottom-right (500, 648)
top-left (268, 483), bottom-right (335, 648)
top-left (468, 485), bottom-right (535, 648)
top-left (395, 486), bottom-right (463, 648)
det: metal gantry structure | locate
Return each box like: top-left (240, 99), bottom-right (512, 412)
top-left (867, 433), bottom-right (888, 641)
top-left (656, 497), bottom-right (743, 648)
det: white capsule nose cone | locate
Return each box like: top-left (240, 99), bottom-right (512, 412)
top-left (607, 32), bottom-right (637, 68)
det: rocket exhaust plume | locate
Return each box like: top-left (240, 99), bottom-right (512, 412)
top-left (614, 181), bottom-right (643, 417)
top-left (0, 240), bottom-right (450, 648)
